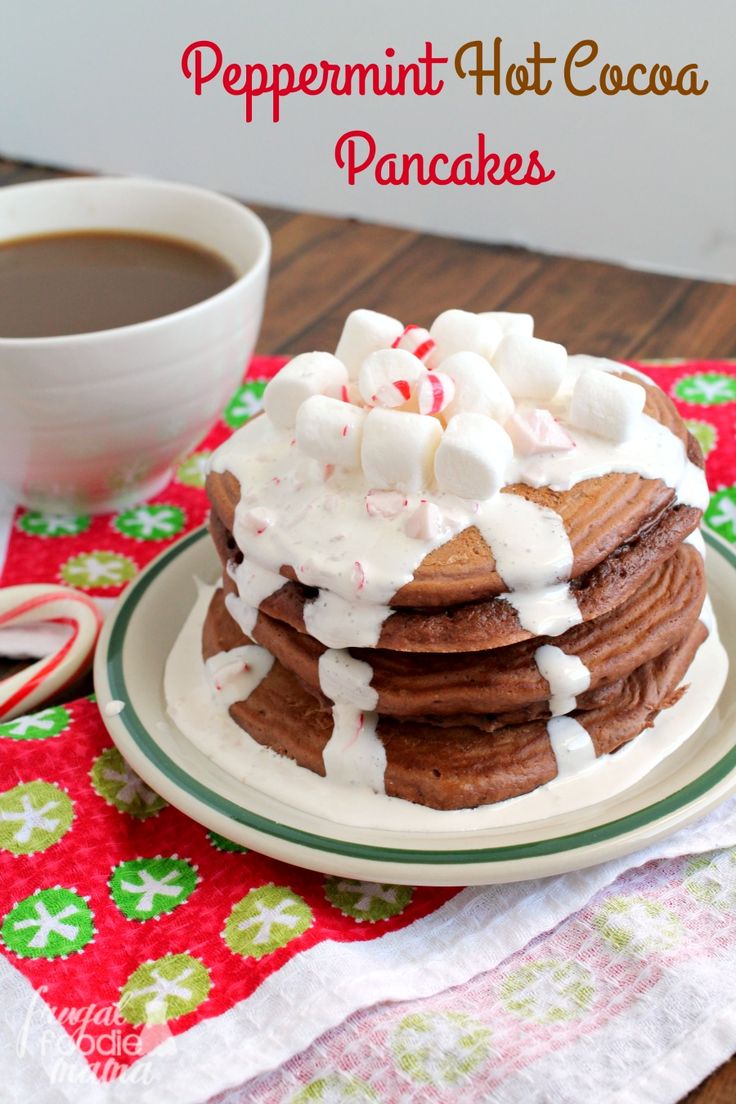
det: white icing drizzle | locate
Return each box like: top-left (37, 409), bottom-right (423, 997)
top-left (304, 590), bottom-right (392, 648)
top-left (509, 412), bottom-right (700, 495)
top-left (534, 644), bottom-right (591, 717)
top-left (224, 591), bottom-right (259, 638)
top-left (547, 715), bottom-right (597, 776)
top-left (205, 645), bottom-right (274, 708)
top-left (322, 704), bottom-right (386, 792)
top-left (318, 649), bottom-right (378, 710)
top-left (317, 648), bottom-right (384, 792)
top-left (232, 556), bottom-right (285, 607)
top-left (476, 495), bottom-right (581, 636)
top-left (676, 461), bottom-right (710, 510)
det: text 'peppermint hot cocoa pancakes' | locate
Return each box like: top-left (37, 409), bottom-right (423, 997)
top-left (168, 307), bottom-right (718, 810)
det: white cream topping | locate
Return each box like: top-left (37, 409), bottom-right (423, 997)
top-left (508, 411), bottom-right (705, 503)
top-left (322, 705), bottom-right (386, 792)
top-left (224, 591), bottom-right (259, 638)
top-left (318, 649), bottom-right (378, 710)
top-left (476, 495), bottom-right (581, 636)
top-left (231, 556), bottom-right (286, 608)
top-left (213, 357), bottom-right (705, 653)
top-left (304, 590), bottom-right (392, 648)
top-left (547, 715), bottom-right (597, 776)
top-left (317, 649), bottom-right (383, 791)
top-left (204, 645), bottom-right (274, 708)
top-left (534, 645), bottom-right (592, 717)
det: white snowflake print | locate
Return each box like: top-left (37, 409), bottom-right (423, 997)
top-left (391, 1011), bottom-right (492, 1088)
top-left (119, 954), bottom-right (211, 1025)
top-left (102, 763), bottom-right (159, 806)
top-left (501, 959), bottom-right (595, 1023)
top-left (60, 551), bottom-right (137, 588)
top-left (114, 504), bottom-right (185, 542)
top-left (0, 793), bottom-right (61, 845)
top-left (223, 885), bottom-right (312, 958)
top-left (120, 869), bottom-right (185, 913)
top-left (594, 895), bottom-right (682, 956)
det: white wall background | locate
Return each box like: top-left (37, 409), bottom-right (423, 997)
top-left (2, 0), bottom-right (734, 280)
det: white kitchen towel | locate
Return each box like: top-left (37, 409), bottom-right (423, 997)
top-left (205, 805), bottom-right (736, 1104)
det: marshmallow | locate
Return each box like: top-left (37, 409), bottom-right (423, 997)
top-left (392, 324), bottom-right (436, 363)
top-left (361, 408), bottom-right (443, 492)
top-left (439, 352), bottom-right (515, 423)
top-left (429, 309), bottom-right (504, 367)
top-left (493, 334), bottom-right (566, 400)
top-left (365, 490), bottom-right (405, 518)
top-left (335, 309), bottom-right (404, 378)
top-left (434, 413), bottom-right (513, 500)
top-left (264, 352), bottom-right (348, 428)
top-left (507, 409), bottom-right (575, 455)
top-left (404, 501), bottom-right (449, 541)
top-left (295, 394), bottom-right (366, 467)
top-left (479, 311), bottom-right (534, 338)
top-left (568, 368), bottom-right (646, 442)
top-left (417, 372), bottom-right (455, 416)
top-left (358, 347), bottom-right (426, 407)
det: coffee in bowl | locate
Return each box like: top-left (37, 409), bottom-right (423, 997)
top-left (0, 176), bottom-right (270, 514)
top-left (0, 231), bottom-right (238, 339)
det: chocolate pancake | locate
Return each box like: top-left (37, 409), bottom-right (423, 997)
top-left (206, 376), bottom-right (703, 609)
top-left (209, 500), bottom-right (701, 653)
top-left (203, 618), bottom-right (707, 810)
top-left (205, 544), bottom-right (704, 716)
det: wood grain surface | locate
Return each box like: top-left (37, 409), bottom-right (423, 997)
top-left (1, 157), bottom-right (735, 1101)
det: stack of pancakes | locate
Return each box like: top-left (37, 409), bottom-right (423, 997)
top-left (202, 374), bottom-right (708, 810)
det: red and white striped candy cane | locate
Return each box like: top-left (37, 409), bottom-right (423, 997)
top-left (0, 585), bottom-right (103, 721)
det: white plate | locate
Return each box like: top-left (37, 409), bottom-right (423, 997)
top-left (94, 528), bottom-right (736, 885)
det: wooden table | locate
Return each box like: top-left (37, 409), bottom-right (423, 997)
top-left (1, 158), bottom-right (735, 1101)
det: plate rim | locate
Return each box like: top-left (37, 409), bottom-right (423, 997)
top-left (96, 526), bottom-right (736, 866)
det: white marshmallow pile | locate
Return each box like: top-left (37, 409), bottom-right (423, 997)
top-left (261, 307), bottom-right (648, 511)
top-left (264, 352), bottom-right (347, 428)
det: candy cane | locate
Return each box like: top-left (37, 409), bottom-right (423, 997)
top-left (0, 585), bottom-right (103, 721)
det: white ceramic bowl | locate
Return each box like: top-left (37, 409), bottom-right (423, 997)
top-left (0, 176), bottom-right (270, 513)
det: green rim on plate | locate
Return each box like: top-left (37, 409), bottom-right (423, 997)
top-left (104, 528), bottom-right (736, 865)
